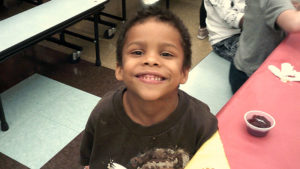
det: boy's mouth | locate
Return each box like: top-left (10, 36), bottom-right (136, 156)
top-left (136, 74), bottom-right (166, 82)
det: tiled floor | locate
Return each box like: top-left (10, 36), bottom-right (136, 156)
top-left (180, 52), bottom-right (232, 115)
top-left (0, 74), bottom-right (101, 169)
top-left (0, 0), bottom-right (228, 168)
top-left (0, 45), bottom-right (123, 169)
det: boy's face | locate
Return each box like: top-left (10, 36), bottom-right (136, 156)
top-left (115, 18), bottom-right (189, 101)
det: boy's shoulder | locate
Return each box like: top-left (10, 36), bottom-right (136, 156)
top-left (178, 89), bottom-right (214, 119)
top-left (89, 85), bottom-right (125, 120)
top-left (178, 90), bottom-right (218, 144)
top-left (97, 85), bottom-right (125, 105)
top-left (179, 89), bottom-right (209, 108)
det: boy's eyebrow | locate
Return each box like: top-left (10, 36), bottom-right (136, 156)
top-left (126, 41), bottom-right (179, 49)
top-left (126, 41), bottom-right (144, 47)
top-left (161, 43), bottom-right (178, 49)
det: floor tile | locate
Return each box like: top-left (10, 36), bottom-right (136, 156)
top-left (0, 114), bottom-right (78, 169)
top-left (0, 73), bottom-right (100, 168)
top-left (38, 88), bottom-right (100, 132)
top-left (180, 52), bottom-right (233, 115)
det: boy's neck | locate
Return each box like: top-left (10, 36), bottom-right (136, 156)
top-left (123, 90), bottom-right (179, 127)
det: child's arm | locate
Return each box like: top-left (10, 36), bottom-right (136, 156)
top-left (206, 0), bottom-right (244, 29)
top-left (277, 8), bottom-right (300, 32)
top-left (80, 111), bottom-right (98, 167)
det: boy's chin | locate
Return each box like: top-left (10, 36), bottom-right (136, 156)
top-left (139, 95), bottom-right (163, 102)
top-left (136, 90), bottom-right (177, 102)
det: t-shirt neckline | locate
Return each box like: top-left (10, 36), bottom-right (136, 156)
top-left (113, 87), bottom-right (187, 136)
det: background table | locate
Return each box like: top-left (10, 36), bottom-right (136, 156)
top-left (0, 0), bottom-right (108, 131)
top-left (0, 0), bottom-right (108, 64)
top-left (217, 33), bottom-right (300, 169)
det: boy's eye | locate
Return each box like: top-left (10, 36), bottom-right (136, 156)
top-left (161, 52), bottom-right (173, 57)
top-left (131, 50), bottom-right (143, 55)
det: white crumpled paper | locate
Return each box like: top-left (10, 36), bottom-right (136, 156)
top-left (268, 63), bottom-right (300, 82)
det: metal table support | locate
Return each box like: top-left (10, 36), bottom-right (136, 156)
top-left (23, 0), bottom-right (43, 5)
top-left (100, 0), bottom-right (126, 22)
top-left (0, 95), bottom-right (9, 131)
top-left (166, 0), bottom-right (169, 9)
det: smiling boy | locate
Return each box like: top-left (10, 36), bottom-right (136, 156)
top-left (115, 16), bottom-right (189, 126)
top-left (80, 7), bottom-right (218, 169)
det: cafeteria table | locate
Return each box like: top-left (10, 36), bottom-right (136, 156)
top-left (217, 32), bottom-right (300, 168)
top-left (0, 0), bottom-right (109, 65)
top-left (185, 32), bottom-right (300, 168)
top-left (0, 0), bottom-right (109, 131)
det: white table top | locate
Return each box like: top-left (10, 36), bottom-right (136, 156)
top-left (0, 0), bottom-right (107, 54)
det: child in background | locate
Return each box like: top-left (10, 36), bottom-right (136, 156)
top-left (204, 0), bottom-right (245, 61)
top-left (80, 7), bottom-right (218, 169)
top-left (230, 0), bottom-right (300, 93)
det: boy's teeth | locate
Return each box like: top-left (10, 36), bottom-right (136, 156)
top-left (142, 75), bottom-right (162, 81)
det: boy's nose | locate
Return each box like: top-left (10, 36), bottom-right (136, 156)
top-left (143, 53), bottom-right (160, 66)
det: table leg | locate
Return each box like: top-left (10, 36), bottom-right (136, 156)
top-left (166, 0), bottom-right (169, 9)
top-left (94, 13), bottom-right (101, 66)
top-left (0, 95), bottom-right (9, 131)
top-left (122, 0), bottom-right (126, 21)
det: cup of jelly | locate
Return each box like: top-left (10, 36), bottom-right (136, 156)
top-left (244, 110), bottom-right (276, 137)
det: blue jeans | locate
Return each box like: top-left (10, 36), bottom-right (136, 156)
top-left (212, 34), bottom-right (240, 62)
top-left (229, 62), bottom-right (249, 94)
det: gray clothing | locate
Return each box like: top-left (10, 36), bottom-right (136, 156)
top-left (234, 0), bottom-right (295, 76)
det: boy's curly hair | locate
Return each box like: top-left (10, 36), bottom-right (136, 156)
top-left (116, 6), bottom-right (192, 70)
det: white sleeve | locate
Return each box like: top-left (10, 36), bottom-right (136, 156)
top-left (207, 0), bottom-right (245, 28)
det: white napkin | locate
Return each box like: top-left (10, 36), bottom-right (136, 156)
top-left (268, 63), bottom-right (300, 82)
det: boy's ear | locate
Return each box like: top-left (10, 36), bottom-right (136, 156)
top-left (180, 68), bottom-right (190, 84)
top-left (115, 65), bottom-right (123, 81)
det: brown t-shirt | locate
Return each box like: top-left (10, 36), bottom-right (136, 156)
top-left (80, 86), bottom-right (218, 169)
